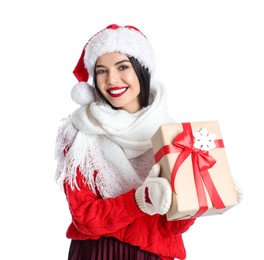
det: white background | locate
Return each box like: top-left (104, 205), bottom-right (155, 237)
top-left (0, 0), bottom-right (263, 259)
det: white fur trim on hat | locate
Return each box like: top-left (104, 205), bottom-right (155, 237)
top-left (84, 27), bottom-right (155, 78)
top-left (71, 82), bottom-right (95, 106)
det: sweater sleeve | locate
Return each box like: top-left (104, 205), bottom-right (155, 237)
top-left (64, 169), bottom-right (145, 236)
top-left (64, 170), bottom-right (195, 259)
top-left (158, 214), bottom-right (196, 236)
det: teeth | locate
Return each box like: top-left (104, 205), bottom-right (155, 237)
top-left (110, 88), bottom-right (126, 94)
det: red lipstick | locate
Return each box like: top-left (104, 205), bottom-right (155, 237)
top-left (107, 86), bottom-right (128, 98)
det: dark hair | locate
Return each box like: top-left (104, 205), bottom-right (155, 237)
top-left (93, 56), bottom-right (151, 110)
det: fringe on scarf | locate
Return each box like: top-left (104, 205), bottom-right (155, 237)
top-left (54, 116), bottom-right (99, 194)
top-left (55, 116), bottom-right (79, 188)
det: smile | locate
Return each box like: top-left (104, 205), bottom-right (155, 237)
top-left (107, 87), bottom-right (128, 97)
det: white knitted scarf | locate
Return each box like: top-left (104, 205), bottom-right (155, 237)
top-left (55, 79), bottom-right (172, 198)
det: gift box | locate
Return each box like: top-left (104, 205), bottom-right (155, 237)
top-left (151, 121), bottom-right (238, 220)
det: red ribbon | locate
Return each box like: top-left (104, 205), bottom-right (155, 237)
top-left (154, 122), bottom-right (226, 218)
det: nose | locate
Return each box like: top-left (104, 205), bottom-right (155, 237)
top-left (106, 69), bottom-right (119, 85)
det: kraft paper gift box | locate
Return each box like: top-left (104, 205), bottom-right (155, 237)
top-left (151, 121), bottom-right (238, 220)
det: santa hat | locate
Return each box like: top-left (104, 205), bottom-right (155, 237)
top-left (71, 24), bottom-right (155, 105)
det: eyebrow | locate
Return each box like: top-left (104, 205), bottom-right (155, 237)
top-left (95, 59), bottom-right (131, 68)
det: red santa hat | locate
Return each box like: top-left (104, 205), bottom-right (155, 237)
top-left (71, 24), bottom-right (155, 105)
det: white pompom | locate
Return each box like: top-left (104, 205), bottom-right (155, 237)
top-left (71, 82), bottom-right (94, 105)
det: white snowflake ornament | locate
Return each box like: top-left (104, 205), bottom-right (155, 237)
top-left (193, 127), bottom-right (216, 151)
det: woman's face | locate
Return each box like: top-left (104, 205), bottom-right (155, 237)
top-left (95, 52), bottom-right (141, 113)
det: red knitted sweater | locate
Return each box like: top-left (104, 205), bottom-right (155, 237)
top-left (64, 169), bottom-right (195, 260)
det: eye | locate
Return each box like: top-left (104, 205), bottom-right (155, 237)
top-left (118, 65), bottom-right (129, 71)
top-left (95, 69), bottom-right (107, 75)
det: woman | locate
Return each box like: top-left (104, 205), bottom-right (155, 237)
top-left (55, 24), bottom-right (195, 260)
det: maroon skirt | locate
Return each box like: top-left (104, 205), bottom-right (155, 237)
top-left (68, 236), bottom-right (161, 260)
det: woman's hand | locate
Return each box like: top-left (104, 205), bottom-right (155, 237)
top-left (135, 164), bottom-right (172, 215)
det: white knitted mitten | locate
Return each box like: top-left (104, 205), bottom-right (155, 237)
top-left (135, 164), bottom-right (172, 215)
top-left (233, 177), bottom-right (243, 204)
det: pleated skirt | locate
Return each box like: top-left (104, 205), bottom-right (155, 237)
top-left (68, 236), bottom-right (161, 260)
